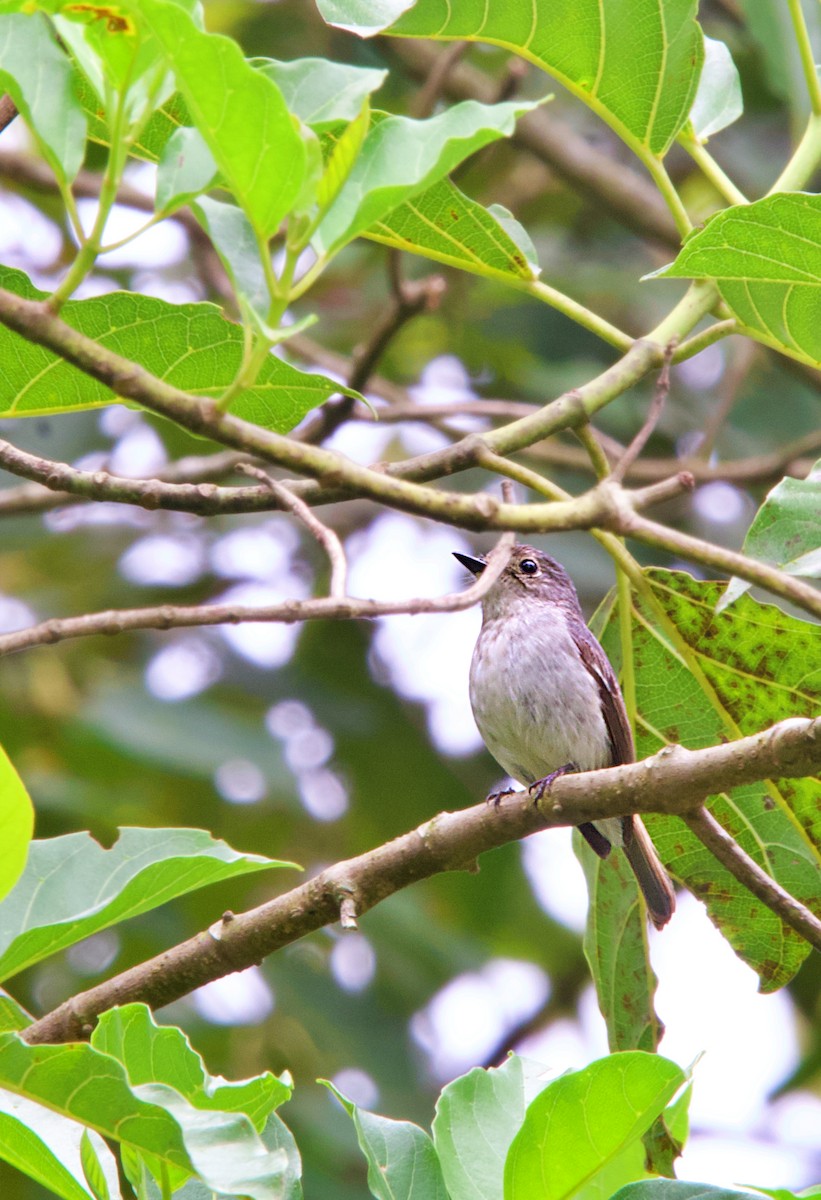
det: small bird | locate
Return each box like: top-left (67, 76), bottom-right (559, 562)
top-left (454, 544), bottom-right (675, 929)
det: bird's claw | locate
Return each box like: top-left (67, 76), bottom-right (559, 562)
top-left (486, 786), bottom-right (516, 810)
top-left (528, 762), bottom-right (579, 805)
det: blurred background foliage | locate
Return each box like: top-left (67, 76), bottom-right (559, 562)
top-left (0, 0), bottom-right (819, 1195)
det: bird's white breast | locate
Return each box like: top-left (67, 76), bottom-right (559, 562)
top-left (469, 607), bottom-right (611, 786)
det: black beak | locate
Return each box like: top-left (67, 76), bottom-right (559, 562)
top-left (453, 552), bottom-right (486, 576)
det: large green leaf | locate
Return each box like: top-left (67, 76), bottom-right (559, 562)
top-left (659, 194), bottom-right (821, 368)
top-left (0, 744), bottom-right (33, 906)
top-left (600, 570), bottom-right (821, 990)
top-left (0, 827), bottom-right (293, 982)
top-left (504, 1052), bottom-right (685, 1200)
top-left (0, 12), bottom-right (87, 183)
top-left (324, 1081), bottom-right (449, 1200)
top-left (0, 1027), bottom-right (290, 1200)
top-left (0, 267), bottom-right (346, 430)
top-left (312, 98), bottom-right (541, 256)
top-left (718, 460), bottom-right (821, 610)
top-left (93, 1005), bottom-right (291, 1130)
top-left (577, 832), bottom-right (662, 1053)
top-left (131, 0), bottom-right (307, 240)
top-left (318, 0), bottom-right (704, 158)
top-left (432, 1056), bottom-right (550, 1200)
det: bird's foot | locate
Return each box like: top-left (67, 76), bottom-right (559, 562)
top-left (485, 785), bottom-right (516, 809)
top-left (528, 762), bottom-right (579, 805)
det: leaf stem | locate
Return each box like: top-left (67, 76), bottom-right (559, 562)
top-left (679, 135), bottom-right (748, 207)
top-left (787, 0), bottom-right (821, 115)
top-left (768, 110), bottom-right (821, 193)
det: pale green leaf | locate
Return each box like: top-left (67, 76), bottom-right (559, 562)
top-left (156, 126), bottom-right (219, 215)
top-left (323, 1081), bottom-right (448, 1200)
top-left (313, 98), bottom-right (541, 256)
top-left (80, 1131), bottom-right (111, 1200)
top-left (718, 461), bottom-right (821, 609)
top-left (132, 0), bottom-right (306, 239)
top-left (0, 827), bottom-right (293, 982)
top-left (255, 57), bottom-right (387, 129)
top-left (93, 1005), bottom-right (291, 1131)
top-left (689, 36), bottom-right (743, 140)
top-left (0, 1030), bottom-right (289, 1200)
top-left (0, 1090), bottom-right (101, 1200)
top-left (432, 1056), bottom-right (551, 1200)
top-left (0, 13), bottom-right (87, 183)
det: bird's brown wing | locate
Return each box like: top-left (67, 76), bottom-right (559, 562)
top-left (571, 617), bottom-right (635, 857)
top-left (571, 618), bottom-right (635, 765)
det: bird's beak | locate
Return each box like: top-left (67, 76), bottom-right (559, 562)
top-left (453, 552), bottom-right (486, 576)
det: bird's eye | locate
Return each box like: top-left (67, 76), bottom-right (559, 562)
top-left (519, 559), bottom-right (539, 575)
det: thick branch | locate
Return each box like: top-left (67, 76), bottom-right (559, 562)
top-left (22, 717), bottom-right (821, 1045)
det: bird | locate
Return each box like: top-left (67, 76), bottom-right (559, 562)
top-left (454, 543), bottom-right (675, 929)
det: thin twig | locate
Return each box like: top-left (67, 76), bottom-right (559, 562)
top-left (683, 805), bottom-right (821, 951)
top-left (0, 95), bottom-right (17, 136)
top-left (21, 716), bottom-right (821, 1045)
top-left (610, 339), bottom-right (677, 483)
top-left (237, 462), bottom-right (349, 598)
top-left (0, 527), bottom-right (516, 659)
top-left (410, 40), bottom-right (469, 118)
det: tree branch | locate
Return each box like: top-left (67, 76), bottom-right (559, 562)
top-left (683, 805), bottom-right (821, 950)
top-left (22, 716), bottom-right (821, 1045)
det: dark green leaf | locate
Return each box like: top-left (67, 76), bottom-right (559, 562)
top-left (0, 267), bottom-right (344, 431)
top-left (319, 0), bottom-right (704, 157)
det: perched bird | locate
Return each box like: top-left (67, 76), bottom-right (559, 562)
top-left (454, 544), bottom-right (675, 929)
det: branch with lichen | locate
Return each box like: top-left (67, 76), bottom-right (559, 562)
top-left (21, 715), bottom-right (821, 1046)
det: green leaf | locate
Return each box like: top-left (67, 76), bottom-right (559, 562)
top-left (577, 830), bottom-right (663, 1053)
top-left (600, 570), bottom-right (821, 990)
top-left (318, 0), bottom-right (704, 157)
top-left (80, 1130), bottom-right (111, 1200)
top-left (0, 12), bottom-right (87, 183)
top-left (367, 178), bottom-right (539, 282)
top-left (688, 36), bottom-right (743, 140)
top-left (0, 827), bottom-right (294, 982)
top-left (260, 1114), bottom-right (303, 1200)
top-left (313, 98), bottom-right (542, 256)
top-left (614, 1185), bottom-right (768, 1200)
top-left (504, 1053), bottom-right (685, 1200)
top-left (92, 1005), bottom-right (291, 1131)
top-left (317, 101), bottom-right (371, 216)
top-left (718, 461), bottom-right (821, 610)
top-left (0, 1090), bottom-right (104, 1200)
top-left (0, 266), bottom-right (345, 431)
top-left (657, 194), bottom-right (821, 368)
top-left (0, 743), bottom-right (33, 906)
top-left (0, 1031), bottom-right (290, 1200)
top-left (133, 0), bottom-right (307, 240)
top-left (432, 1056), bottom-right (550, 1200)
top-left (323, 1081), bottom-right (449, 1200)
top-left (53, 4), bottom-right (177, 133)
top-left (255, 57), bottom-right (387, 130)
top-left (156, 126), bottom-right (219, 215)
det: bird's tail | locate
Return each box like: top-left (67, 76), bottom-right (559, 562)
top-left (622, 816), bottom-right (676, 930)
